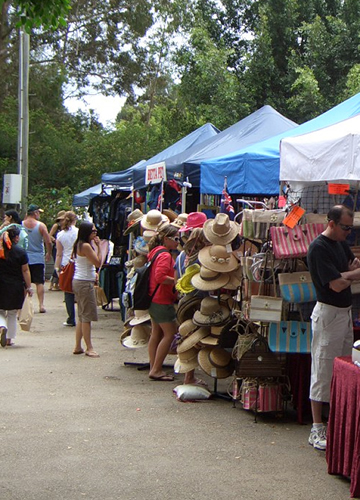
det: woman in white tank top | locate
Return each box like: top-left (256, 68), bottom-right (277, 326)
top-left (72, 221), bottom-right (101, 357)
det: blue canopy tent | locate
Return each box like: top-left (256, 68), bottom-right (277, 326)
top-left (101, 160), bottom-right (146, 189)
top-left (201, 92), bottom-right (360, 195)
top-left (131, 123), bottom-right (220, 189)
top-left (165, 105), bottom-right (298, 188)
top-left (72, 184), bottom-right (109, 207)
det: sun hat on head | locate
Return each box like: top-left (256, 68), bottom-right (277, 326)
top-left (122, 324), bottom-right (151, 348)
top-left (175, 264), bottom-right (200, 294)
top-left (177, 326), bottom-right (210, 353)
top-left (123, 209), bottom-right (144, 236)
top-left (129, 309), bottom-right (151, 326)
top-left (162, 209), bottom-right (178, 222)
top-left (140, 210), bottom-right (169, 231)
top-left (198, 245), bottom-right (238, 273)
top-left (179, 212), bottom-right (207, 233)
top-left (27, 204), bottom-right (43, 214)
top-left (171, 213), bottom-right (188, 229)
top-left (191, 266), bottom-right (230, 292)
top-left (203, 213), bottom-right (240, 245)
top-left (56, 210), bottom-right (66, 221)
top-left (174, 347), bottom-right (200, 373)
top-left (193, 296), bottom-right (230, 327)
top-left (198, 346), bottom-right (234, 379)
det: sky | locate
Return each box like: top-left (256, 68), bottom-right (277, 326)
top-left (65, 94), bottom-right (126, 127)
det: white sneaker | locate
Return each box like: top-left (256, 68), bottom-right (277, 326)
top-left (308, 425), bottom-right (327, 450)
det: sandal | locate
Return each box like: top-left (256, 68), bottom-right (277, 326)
top-left (73, 349), bottom-right (84, 355)
top-left (85, 350), bottom-right (100, 358)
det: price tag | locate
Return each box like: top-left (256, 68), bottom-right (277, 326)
top-left (283, 206), bottom-right (305, 228)
top-left (328, 183), bottom-right (350, 195)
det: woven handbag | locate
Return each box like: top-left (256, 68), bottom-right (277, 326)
top-left (268, 321), bottom-right (312, 353)
top-left (252, 209), bottom-right (286, 240)
top-left (278, 271), bottom-right (316, 303)
top-left (58, 259), bottom-right (75, 293)
top-left (236, 336), bottom-right (282, 378)
top-left (270, 223), bottom-right (326, 260)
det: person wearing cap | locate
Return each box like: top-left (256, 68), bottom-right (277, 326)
top-left (48, 210), bottom-right (66, 291)
top-left (55, 211), bottom-right (78, 327)
top-left (22, 204), bottom-right (52, 313)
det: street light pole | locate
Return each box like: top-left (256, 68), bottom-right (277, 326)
top-left (18, 29), bottom-right (29, 215)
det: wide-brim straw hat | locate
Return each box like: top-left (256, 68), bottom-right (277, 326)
top-left (171, 213), bottom-right (188, 229)
top-left (177, 326), bottom-right (210, 353)
top-left (178, 318), bottom-right (198, 339)
top-left (122, 324), bottom-right (151, 349)
top-left (176, 294), bottom-right (202, 324)
top-left (198, 346), bottom-right (234, 379)
top-left (141, 210), bottom-right (169, 231)
top-left (193, 296), bottom-right (230, 327)
top-left (162, 209), bottom-right (178, 222)
top-left (129, 310), bottom-right (151, 326)
top-left (56, 210), bottom-right (66, 221)
top-left (119, 327), bottom-right (132, 343)
top-left (174, 347), bottom-right (199, 373)
top-left (142, 230), bottom-right (156, 242)
top-left (203, 213), bottom-right (240, 245)
top-left (175, 264), bottom-right (200, 294)
top-left (224, 267), bottom-right (242, 290)
top-left (191, 266), bottom-right (230, 292)
top-left (124, 209), bottom-right (144, 236)
top-left (198, 245), bottom-right (238, 273)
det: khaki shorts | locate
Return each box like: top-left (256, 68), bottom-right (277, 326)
top-left (72, 280), bottom-right (98, 323)
top-left (310, 302), bottom-right (353, 403)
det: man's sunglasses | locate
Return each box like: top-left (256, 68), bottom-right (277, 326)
top-left (338, 223), bottom-right (353, 231)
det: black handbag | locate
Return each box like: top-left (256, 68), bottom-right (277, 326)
top-left (236, 336), bottom-right (282, 378)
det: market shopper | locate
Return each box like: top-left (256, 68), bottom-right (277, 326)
top-left (0, 226), bottom-right (33, 347)
top-left (22, 204), bottom-right (52, 313)
top-left (54, 211), bottom-right (78, 327)
top-left (72, 221), bottom-right (102, 357)
top-left (308, 205), bottom-right (360, 451)
top-left (0, 210), bottom-right (28, 249)
top-left (48, 210), bottom-right (66, 291)
top-left (147, 224), bottom-right (179, 381)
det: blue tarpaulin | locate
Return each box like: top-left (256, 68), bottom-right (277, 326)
top-left (101, 160), bottom-right (146, 189)
top-left (165, 105), bottom-right (297, 188)
top-left (201, 92), bottom-right (360, 195)
top-left (72, 184), bottom-right (109, 207)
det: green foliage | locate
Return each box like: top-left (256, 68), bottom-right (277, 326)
top-left (12, 0), bottom-right (71, 32)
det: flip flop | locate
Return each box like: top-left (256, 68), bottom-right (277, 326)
top-left (149, 374), bottom-right (174, 382)
top-left (85, 350), bottom-right (100, 358)
top-left (73, 349), bottom-right (84, 355)
top-left (39, 308), bottom-right (46, 313)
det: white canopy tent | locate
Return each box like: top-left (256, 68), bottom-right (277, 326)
top-left (280, 114), bottom-right (360, 183)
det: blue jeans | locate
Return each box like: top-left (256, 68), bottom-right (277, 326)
top-left (64, 292), bottom-right (75, 325)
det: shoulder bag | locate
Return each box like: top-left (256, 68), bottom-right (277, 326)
top-left (58, 256), bottom-right (75, 293)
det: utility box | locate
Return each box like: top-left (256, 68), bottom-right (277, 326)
top-left (2, 174), bottom-right (22, 204)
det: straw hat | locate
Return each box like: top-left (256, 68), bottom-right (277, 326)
top-left (198, 346), bottom-right (234, 379)
top-left (123, 209), bottom-right (144, 236)
top-left (191, 266), bottom-right (230, 292)
top-left (178, 319), bottom-right (198, 339)
top-left (224, 267), bottom-right (242, 290)
top-left (162, 209), bottom-right (178, 222)
top-left (142, 230), bottom-right (156, 242)
top-left (56, 210), bottom-right (66, 221)
top-left (203, 213), bottom-right (240, 245)
top-left (179, 212), bottom-right (207, 232)
top-left (193, 296), bottom-right (230, 327)
top-left (177, 326), bottom-right (210, 353)
top-left (122, 324), bottom-right (151, 348)
top-left (174, 347), bottom-right (199, 373)
top-left (119, 327), bottom-right (132, 343)
top-left (133, 236), bottom-right (149, 256)
top-left (199, 324), bottom-right (223, 346)
top-left (175, 264), bottom-right (200, 294)
top-left (141, 210), bottom-right (169, 231)
top-left (171, 213), bottom-right (188, 229)
top-left (176, 294), bottom-right (202, 324)
top-left (198, 245), bottom-right (238, 273)
top-left (129, 310), bottom-right (151, 326)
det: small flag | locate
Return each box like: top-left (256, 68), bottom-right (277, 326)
top-left (156, 179), bottom-right (164, 211)
top-left (220, 177), bottom-right (234, 220)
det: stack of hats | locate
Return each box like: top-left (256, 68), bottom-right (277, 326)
top-left (174, 319), bottom-right (210, 374)
top-left (124, 209), bottom-right (144, 236)
top-left (191, 213), bottom-right (241, 293)
top-left (120, 310), bottom-right (152, 348)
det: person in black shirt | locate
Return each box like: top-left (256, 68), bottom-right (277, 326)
top-left (308, 205), bottom-right (360, 451)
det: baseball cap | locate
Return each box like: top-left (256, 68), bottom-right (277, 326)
top-left (27, 204), bottom-right (44, 214)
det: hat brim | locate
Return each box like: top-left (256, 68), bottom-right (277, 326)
top-left (193, 306), bottom-right (230, 327)
top-left (141, 215), bottom-right (169, 231)
top-left (177, 326), bottom-right (210, 353)
top-left (198, 247), bottom-right (239, 273)
top-left (191, 271), bottom-right (230, 292)
top-left (198, 347), bottom-right (234, 379)
top-left (162, 209), bottom-right (178, 222)
top-left (129, 315), bottom-right (151, 326)
top-left (124, 219), bottom-right (142, 236)
top-left (174, 355), bottom-right (199, 373)
top-left (122, 337), bottom-right (149, 348)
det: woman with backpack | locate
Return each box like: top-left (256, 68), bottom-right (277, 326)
top-left (147, 224), bottom-right (180, 381)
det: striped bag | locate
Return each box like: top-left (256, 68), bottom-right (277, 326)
top-left (270, 223), bottom-right (326, 260)
top-left (278, 271), bottom-right (316, 303)
top-left (268, 321), bottom-right (312, 353)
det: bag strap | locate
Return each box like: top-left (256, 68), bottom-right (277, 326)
top-left (148, 249), bottom-right (170, 300)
